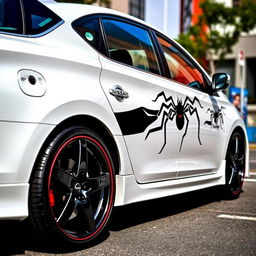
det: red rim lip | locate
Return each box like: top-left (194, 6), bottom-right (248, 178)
top-left (48, 135), bottom-right (115, 241)
top-left (231, 168), bottom-right (245, 196)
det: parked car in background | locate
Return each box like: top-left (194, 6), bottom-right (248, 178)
top-left (0, 0), bottom-right (248, 246)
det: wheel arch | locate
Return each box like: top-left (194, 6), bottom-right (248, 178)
top-left (29, 115), bottom-right (120, 184)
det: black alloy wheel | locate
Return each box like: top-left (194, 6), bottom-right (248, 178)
top-left (225, 132), bottom-right (246, 199)
top-left (29, 127), bottom-right (115, 245)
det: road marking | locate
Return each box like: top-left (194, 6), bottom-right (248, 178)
top-left (205, 209), bottom-right (256, 216)
top-left (250, 160), bottom-right (256, 163)
top-left (218, 214), bottom-right (256, 222)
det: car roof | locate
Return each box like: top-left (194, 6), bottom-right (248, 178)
top-left (40, 1), bottom-right (210, 81)
top-left (43, 1), bottom-right (156, 31)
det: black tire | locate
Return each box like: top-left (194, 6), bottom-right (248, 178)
top-left (29, 126), bottom-right (115, 245)
top-left (224, 131), bottom-right (246, 199)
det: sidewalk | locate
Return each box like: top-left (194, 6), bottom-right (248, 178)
top-left (249, 144), bottom-right (256, 174)
top-left (249, 143), bottom-right (256, 150)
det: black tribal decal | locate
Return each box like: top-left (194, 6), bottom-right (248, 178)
top-left (204, 106), bottom-right (225, 129)
top-left (115, 107), bottom-right (158, 135)
top-left (145, 91), bottom-right (203, 153)
top-left (114, 92), bottom-right (204, 153)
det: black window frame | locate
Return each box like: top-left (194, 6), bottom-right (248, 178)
top-left (73, 13), bottom-right (215, 95)
top-left (0, 0), bottom-right (64, 37)
top-left (72, 14), bottom-right (107, 56)
top-left (73, 14), bottom-right (165, 77)
top-left (100, 16), bottom-right (161, 75)
top-left (0, 0), bottom-right (24, 35)
top-left (152, 30), bottom-right (213, 95)
top-left (22, 0), bottom-right (63, 37)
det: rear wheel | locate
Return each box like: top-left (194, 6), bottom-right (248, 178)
top-left (29, 127), bottom-right (115, 245)
top-left (224, 132), bottom-right (246, 199)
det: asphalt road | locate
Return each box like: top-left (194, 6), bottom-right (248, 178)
top-left (1, 152), bottom-right (256, 256)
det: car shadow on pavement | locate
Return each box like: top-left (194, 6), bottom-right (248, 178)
top-left (0, 186), bottom-right (223, 255)
top-left (0, 219), bottom-right (108, 255)
top-left (110, 186), bottom-right (223, 231)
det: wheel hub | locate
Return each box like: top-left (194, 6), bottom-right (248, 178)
top-left (74, 182), bottom-right (82, 192)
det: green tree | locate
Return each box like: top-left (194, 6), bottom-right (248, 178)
top-left (177, 0), bottom-right (256, 74)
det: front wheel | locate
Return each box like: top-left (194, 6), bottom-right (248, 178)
top-left (29, 127), bottom-right (115, 245)
top-left (224, 132), bottom-right (246, 199)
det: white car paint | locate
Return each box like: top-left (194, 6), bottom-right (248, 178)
top-left (0, 0), bottom-right (249, 223)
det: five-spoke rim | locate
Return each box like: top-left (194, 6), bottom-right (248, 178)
top-left (47, 135), bottom-right (114, 241)
top-left (226, 133), bottom-right (245, 195)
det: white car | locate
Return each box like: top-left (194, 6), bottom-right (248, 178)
top-left (0, 0), bottom-right (249, 246)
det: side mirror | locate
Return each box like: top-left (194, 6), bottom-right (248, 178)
top-left (211, 73), bottom-right (230, 91)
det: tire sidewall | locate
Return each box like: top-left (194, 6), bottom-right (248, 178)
top-left (225, 131), bottom-right (245, 198)
top-left (31, 126), bottom-right (115, 245)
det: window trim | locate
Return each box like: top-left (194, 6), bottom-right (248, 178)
top-left (72, 15), bottom-right (108, 56)
top-left (22, 0), bottom-right (64, 37)
top-left (73, 14), bottom-right (164, 77)
top-left (73, 13), bottom-right (216, 94)
top-left (0, 0), bottom-right (24, 36)
top-left (27, 20), bottom-right (64, 38)
top-left (0, 0), bottom-right (64, 38)
top-left (19, 0), bottom-right (26, 34)
top-left (99, 14), bottom-right (162, 76)
top-left (150, 30), bottom-right (170, 79)
top-left (153, 31), bottom-right (214, 95)
top-left (0, 19), bottom-right (64, 38)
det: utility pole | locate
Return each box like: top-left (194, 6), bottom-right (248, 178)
top-left (238, 49), bottom-right (246, 120)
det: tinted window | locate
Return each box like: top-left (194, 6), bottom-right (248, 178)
top-left (157, 35), bottom-right (205, 89)
top-left (23, 0), bottom-right (62, 35)
top-left (102, 19), bottom-right (160, 75)
top-left (0, 0), bottom-right (23, 34)
top-left (74, 18), bottom-right (105, 54)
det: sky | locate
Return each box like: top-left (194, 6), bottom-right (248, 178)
top-left (145, 0), bottom-right (180, 39)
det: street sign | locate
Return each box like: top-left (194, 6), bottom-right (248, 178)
top-left (238, 49), bottom-right (245, 66)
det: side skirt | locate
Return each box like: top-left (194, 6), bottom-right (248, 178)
top-left (114, 160), bottom-right (226, 206)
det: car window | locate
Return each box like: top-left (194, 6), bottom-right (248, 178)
top-left (101, 19), bottom-right (160, 75)
top-left (23, 0), bottom-right (62, 35)
top-left (74, 18), bottom-right (106, 54)
top-left (0, 0), bottom-right (23, 34)
top-left (157, 35), bottom-right (206, 90)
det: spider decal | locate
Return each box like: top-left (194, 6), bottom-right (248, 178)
top-left (204, 106), bottom-right (225, 129)
top-left (145, 91), bottom-right (203, 153)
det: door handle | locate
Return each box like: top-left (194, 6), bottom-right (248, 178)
top-left (109, 85), bottom-right (129, 102)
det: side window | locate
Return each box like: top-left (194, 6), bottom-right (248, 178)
top-left (73, 18), bottom-right (105, 54)
top-left (23, 0), bottom-right (62, 35)
top-left (101, 19), bottom-right (160, 75)
top-left (157, 35), bottom-right (206, 89)
top-left (0, 0), bottom-right (23, 34)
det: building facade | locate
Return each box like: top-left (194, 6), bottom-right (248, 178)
top-left (110, 0), bottom-right (180, 38)
top-left (109, 0), bottom-right (145, 20)
top-left (180, 0), bottom-right (256, 141)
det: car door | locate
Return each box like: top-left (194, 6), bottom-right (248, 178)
top-left (155, 34), bottom-right (226, 178)
top-left (97, 17), bottom-right (181, 183)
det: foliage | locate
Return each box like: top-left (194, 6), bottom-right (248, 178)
top-left (176, 0), bottom-right (256, 72)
